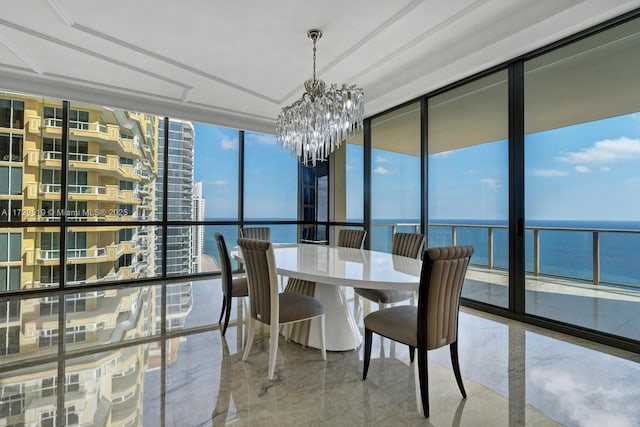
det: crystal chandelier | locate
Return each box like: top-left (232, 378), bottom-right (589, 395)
top-left (276, 29), bottom-right (364, 166)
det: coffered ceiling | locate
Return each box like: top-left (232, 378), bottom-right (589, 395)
top-left (0, 0), bottom-right (638, 134)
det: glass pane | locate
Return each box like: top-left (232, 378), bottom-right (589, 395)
top-left (244, 131), bottom-right (297, 221)
top-left (166, 226), bottom-right (196, 277)
top-left (64, 286), bottom-right (160, 352)
top-left (370, 103), bottom-right (421, 252)
top-left (332, 132), bottom-right (364, 240)
top-left (8, 233), bottom-right (20, 261)
top-left (201, 225), bottom-right (239, 273)
top-left (524, 18), bottom-right (640, 340)
top-left (63, 224), bottom-right (160, 286)
top-left (428, 70), bottom-right (509, 308)
top-left (66, 343), bottom-right (153, 426)
top-left (193, 122), bottom-right (239, 220)
top-left (67, 102), bottom-right (158, 223)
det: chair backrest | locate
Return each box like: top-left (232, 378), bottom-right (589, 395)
top-left (392, 232), bottom-right (425, 259)
top-left (417, 245), bottom-right (473, 350)
top-left (337, 229), bottom-right (366, 249)
top-left (237, 238), bottom-right (278, 325)
top-left (240, 227), bottom-right (271, 241)
top-left (215, 233), bottom-right (233, 297)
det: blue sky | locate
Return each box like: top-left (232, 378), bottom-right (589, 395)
top-left (194, 112), bottom-right (640, 222)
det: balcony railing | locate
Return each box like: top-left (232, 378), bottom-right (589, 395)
top-left (38, 248), bottom-right (107, 260)
top-left (69, 152), bottom-right (107, 164)
top-left (372, 222), bottom-right (640, 289)
top-left (43, 118), bottom-right (108, 133)
top-left (69, 185), bottom-right (107, 195)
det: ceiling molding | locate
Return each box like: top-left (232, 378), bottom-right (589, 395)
top-left (47, 0), bottom-right (74, 26)
top-left (0, 17), bottom-right (191, 91)
top-left (346, 0), bottom-right (490, 89)
top-left (46, 0), bottom-right (278, 105)
top-left (0, 69), bottom-right (276, 133)
top-left (362, 0), bottom-right (583, 105)
top-left (69, 22), bottom-right (281, 105)
top-left (279, 0), bottom-right (425, 103)
top-left (0, 30), bottom-right (43, 74)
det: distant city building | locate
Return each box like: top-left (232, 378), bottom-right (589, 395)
top-left (0, 92), bottom-right (158, 426)
top-left (192, 181), bottom-right (205, 273)
top-left (154, 119), bottom-right (195, 332)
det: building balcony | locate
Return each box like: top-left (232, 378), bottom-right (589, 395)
top-left (25, 150), bottom-right (152, 184)
top-left (25, 244), bottom-right (127, 265)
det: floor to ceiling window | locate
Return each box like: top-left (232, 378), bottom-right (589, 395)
top-left (428, 70), bottom-right (509, 308)
top-left (190, 122), bottom-right (239, 274)
top-left (331, 132), bottom-right (365, 243)
top-left (243, 131), bottom-right (298, 243)
top-left (524, 17), bottom-right (640, 340)
top-left (370, 102), bottom-right (421, 252)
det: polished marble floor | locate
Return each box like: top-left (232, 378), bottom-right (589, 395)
top-left (1, 278), bottom-right (640, 426)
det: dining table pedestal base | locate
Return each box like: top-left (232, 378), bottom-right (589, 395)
top-left (283, 279), bottom-right (362, 351)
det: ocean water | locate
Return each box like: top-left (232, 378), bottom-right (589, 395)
top-left (203, 219), bottom-right (640, 287)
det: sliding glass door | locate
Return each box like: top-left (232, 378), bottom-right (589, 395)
top-left (523, 17), bottom-right (640, 340)
top-left (428, 70), bottom-right (509, 308)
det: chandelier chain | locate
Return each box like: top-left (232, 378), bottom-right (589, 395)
top-left (276, 29), bottom-right (364, 166)
top-left (312, 35), bottom-right (317, 82)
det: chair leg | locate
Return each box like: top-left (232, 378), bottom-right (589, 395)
top-left (417, 348), bottom-right (430, 418)
top-left (362, 328), bottom-right (373, 380)
top-left (450, 342), bottom-right (466, 398)
top-left (221, 294), bottom-right (233, 336)
top-left (319, 315), bottom-right (326, 361)
top-left (218, 295), bottom-right (227, 324)
top-left (268, 322), bottom-right (279, 380)
top-left (409, 345), bottom-right (415, 363)
top-left (242, 318), bottom-right (256, 362)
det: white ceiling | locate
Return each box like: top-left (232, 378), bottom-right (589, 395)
top-left (0, 0), bottom-right (638, 134)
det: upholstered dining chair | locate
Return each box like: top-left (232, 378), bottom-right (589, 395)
top-left (215, 233), bottom-right (248, 336)
top-left (337, 228), bottom-right (366, 249)
top-left (354, 232), bottom-right (425, 315)
top-left (239, 227), bottom-right (271, 241)
top-left (362, 245), bottom-right (474, 418)
top-left (238, 238), bottom-right (326, 380)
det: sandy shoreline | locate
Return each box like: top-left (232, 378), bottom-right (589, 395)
top-left (200, 253), bottom-right (219, 272)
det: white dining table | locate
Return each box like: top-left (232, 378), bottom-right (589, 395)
top-left (232, 243), bottom-right (422, 351)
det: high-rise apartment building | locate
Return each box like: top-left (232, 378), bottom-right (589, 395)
top-left (192, 181), bottom-right (205, 273)
top-left (0, 92), bottom-right (159, 426)
top-left (1, 93), bottom-right (158, 290)
top-left (155, 119), bottom-right (195, 332)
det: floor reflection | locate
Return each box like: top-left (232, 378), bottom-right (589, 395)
top-left (1, 278), bottom-right (639, 426)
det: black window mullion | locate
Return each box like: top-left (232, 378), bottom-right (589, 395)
top-left (508, 61), bottom-right (525, 314)
top-left (420, 97), bottom-right (428, 236)
top-left (162, 117), bottom-right (169, 279)
top-left (59, 101), bottom-right (69, 289)
top-left (363, 119), bottom-right (371, 249)
top-left (238, 130), bottom-right (244, 230)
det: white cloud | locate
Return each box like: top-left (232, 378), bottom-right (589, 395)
top-left (374, 166), bottom-right (390, 175)
top-left (246, 133), bottom-right (276, 145)
top-left (375, 155), bottom-right (387, 163)
top-left (533, 169), bottom-right (569, 177)
top-left (346, 164), bottom-right (354, 171)
top-left (220, 139), bottom-right (237, 150)
top-left (481, 178), bottom-right (500, 188)
top-left (600, 166), bottom-right (612, 172)
top-left (205, 180), bottom-right (227, 186)
top-left (631, 112), bottom-right (640, 120)
top-left (574, 165), bottom-right (591, 173)
top-left (463, 169), bottom-right (476, 175)
top-left (556, 137), bottom-right (640, 164)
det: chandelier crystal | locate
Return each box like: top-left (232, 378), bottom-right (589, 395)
top-left (276, 29), bottom-right (364, 166)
